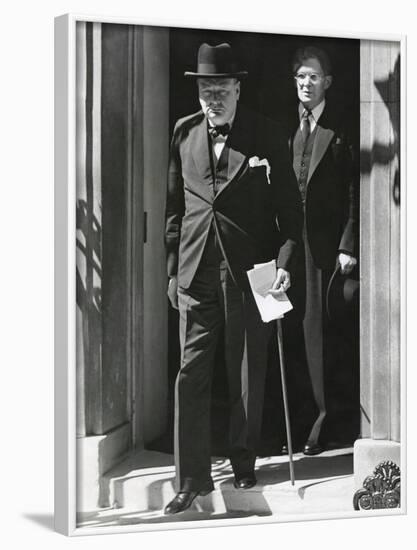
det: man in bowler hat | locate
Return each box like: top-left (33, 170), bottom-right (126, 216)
top-left (283, 45), bottom-right (359, 456)
top-left (164, 42), bottom-right (303, 514)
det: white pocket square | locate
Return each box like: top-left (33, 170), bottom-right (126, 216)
top-left (248, 156), bottom-right (271, 184)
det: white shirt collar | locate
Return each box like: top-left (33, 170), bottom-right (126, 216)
top-left (298, 99), bottom-right (326, 128)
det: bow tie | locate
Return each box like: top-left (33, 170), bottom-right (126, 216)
top-left (208, 123), bottom-right (230, 139)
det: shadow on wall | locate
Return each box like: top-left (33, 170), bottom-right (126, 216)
top-left (76, 198), bottom-right (102, 435)
top-left (361, 54), bottom-right (400, 206)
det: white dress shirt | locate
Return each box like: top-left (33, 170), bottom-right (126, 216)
top-left (208, 113), bottom-right (235, 161)
top-left (298, 99), bottom-right (326, 133)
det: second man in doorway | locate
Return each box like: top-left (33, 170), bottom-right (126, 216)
top-left (284, 45), bottom-right (359, 455)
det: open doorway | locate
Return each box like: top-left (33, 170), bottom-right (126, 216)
top-left (147, 28), bottom-right (360, 457)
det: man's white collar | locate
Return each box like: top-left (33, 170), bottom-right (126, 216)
top-left (298, 99), bottom-right (326, 122)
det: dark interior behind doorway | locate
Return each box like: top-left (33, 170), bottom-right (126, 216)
top-left (149, 27), bottom-right (360, 456)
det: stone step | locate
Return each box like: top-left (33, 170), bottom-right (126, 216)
top-left (76, 448), bottom-right (357, 526)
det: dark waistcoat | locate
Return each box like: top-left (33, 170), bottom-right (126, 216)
top-left (292, 125), bottom-right (317, 204)
top-left (210, 138), bottom-right (230, 196)
top-left (200, 137), bottom-right (231, 268)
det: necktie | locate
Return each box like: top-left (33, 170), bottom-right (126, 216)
top-left (300, 109), bottom-right (311, 143)
top-left (208, 123), bottom-right (230, 139)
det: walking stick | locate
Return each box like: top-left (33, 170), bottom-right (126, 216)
top-left (276, 318), bottom-right (295, 485)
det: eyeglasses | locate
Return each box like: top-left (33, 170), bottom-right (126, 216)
top-left (294, 73), bottom-right (325, 84)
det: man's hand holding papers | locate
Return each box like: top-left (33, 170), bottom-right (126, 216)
top-left (268, 268), bottom-right (291, 295)
top-left (247, 260), bottom-right (293, 323)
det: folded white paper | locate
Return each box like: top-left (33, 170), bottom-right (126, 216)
top-left (247, 260), bottom-right (293, 322)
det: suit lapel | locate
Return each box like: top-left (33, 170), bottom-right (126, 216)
top-left (307, 124), bottom-right (334, 183)
top-left (307, 106), bottom-right (336, 183)
top-left (226, 146), bottom-right (247, 182)
top-left (188, 117), bottom-right (217, 203)
top-left (191, 118), bottom-right (213, 184)
top-left (215, 106), bottom-right (251, 199)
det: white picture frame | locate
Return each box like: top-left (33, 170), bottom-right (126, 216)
top-left (54, 12), bottom-right (406, 536)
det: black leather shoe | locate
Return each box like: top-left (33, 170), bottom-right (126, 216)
top-left (303, 442), bottom-right (324, 456)
top-left (233, 475), bottom-right (257, 490)
top-left (164, 489), bottom-right (212, 515)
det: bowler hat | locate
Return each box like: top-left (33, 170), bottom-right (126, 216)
top-left (326, 265), bottom-right (359, 323)
top-left (184, 43), bottom-right (248, 79)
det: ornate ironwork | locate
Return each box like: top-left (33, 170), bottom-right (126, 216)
top-left (353, 461), bottom-right (401, 510)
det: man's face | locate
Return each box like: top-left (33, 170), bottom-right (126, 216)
top-left (294, 57), bottom-right (332, 110)
top-left (198, 78), bottom-right (240, 125)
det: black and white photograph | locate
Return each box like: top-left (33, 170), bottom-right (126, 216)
top-left (3, 1), bottom-right (416, 549)
top-left (54, 14), bottom-right (404, 535)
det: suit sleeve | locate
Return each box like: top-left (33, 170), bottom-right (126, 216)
top-left (271, 133), bottom-right (304, 273)
top-left (165, 122), bottom-right (185, 278)
top-left (338, 121), bottom-right (359, 257)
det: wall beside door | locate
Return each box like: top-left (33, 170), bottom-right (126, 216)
top-left (75, 22), bottom-right (170, 513)
top-left (141, 27), bottom-right (170, 444)
top-left (76, 21), bottom-right (132, 512)
top-left (355, 39), bottom-right (401, 489)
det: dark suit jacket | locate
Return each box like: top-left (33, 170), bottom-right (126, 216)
top-left (166, 105), bottom-right (303, 290)
top-left (289, 104), bottom-right (359, 270)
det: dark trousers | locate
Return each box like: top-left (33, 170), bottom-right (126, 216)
top-left (302, 232), bottom-right (332, 445)
top-left (283, 226), bottom-right (336, 447)
top-left (174, 233), bottom-right (273, 492)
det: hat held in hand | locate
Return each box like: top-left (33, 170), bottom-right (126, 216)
top-left (185, 43), bottom-right (248, 79)
top-left (326, 265), bottom-right (359, 323)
